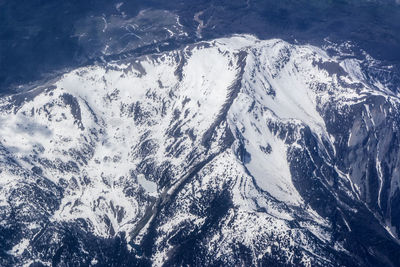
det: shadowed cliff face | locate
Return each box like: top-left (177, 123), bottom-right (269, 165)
top-left (1, 0), bottom-right (400, 93)
top-left (1, 35), bottom-right (400, 266)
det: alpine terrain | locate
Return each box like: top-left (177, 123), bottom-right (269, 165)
top-left (1, 34), bottom-right (400, 266)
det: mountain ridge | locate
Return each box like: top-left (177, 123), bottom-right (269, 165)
top-left (1, 34), bottom-right (400, 266)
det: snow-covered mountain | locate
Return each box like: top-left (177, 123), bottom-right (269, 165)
top-left (1, 34), bottom-right (400, 266)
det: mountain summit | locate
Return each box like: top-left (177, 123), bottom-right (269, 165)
top-left (1, 35), bottom-right (400, 266)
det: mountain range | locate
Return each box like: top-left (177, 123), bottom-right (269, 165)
top-left (1, 34), bottom-right (400, 266)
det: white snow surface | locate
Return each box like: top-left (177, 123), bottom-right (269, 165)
top-left (0, 34), bottom-right (391, 262)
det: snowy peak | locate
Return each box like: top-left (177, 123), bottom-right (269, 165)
top-left (2, 35), bottom-right (400, 266)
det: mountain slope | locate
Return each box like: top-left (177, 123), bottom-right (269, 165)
top-left (1, 35), bottom-right (400, 266)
